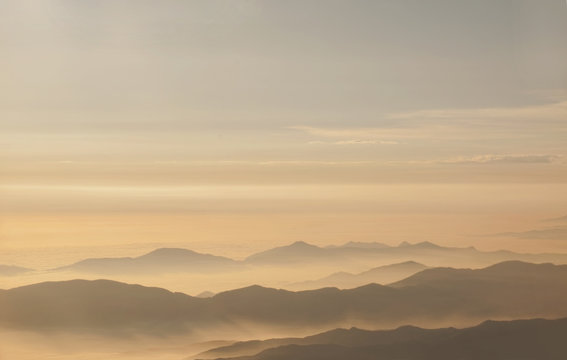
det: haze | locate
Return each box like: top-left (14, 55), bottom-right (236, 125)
top-left (2, 0), bottom-right (566, 266)
top-left (1, 1), bottom-right (567, 359)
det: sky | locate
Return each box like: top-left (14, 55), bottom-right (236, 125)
top-left (1, 0), bottom-right (566, 265)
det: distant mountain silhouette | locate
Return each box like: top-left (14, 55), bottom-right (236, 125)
top-left (245, 241), bottom-right (328, 264)
top-left (327, 241), bottom-right (390, 249)
top-left (52, 241), bottom-right (567, 275)
top-left (56, 248), bottom-right (242, 274)
top-left (3, 262), bottom-right (567, 336)
top-left (0, 264), bottom-right (33, 276)
top-left (196, 291), bottom-right (216, 298)
top-left (398, 240), bottom-right (442, 249)
top-left (288, 261), bottom-right (428, 290)
top-left (544, 214), bottom-right (567, 223)
top-left (197, 318), bottom-right (567, 360)
top-left (244, 241), bottom-right (567, 268)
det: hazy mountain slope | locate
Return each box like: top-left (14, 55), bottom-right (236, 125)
top-left (209, 318), bottom-right (567, 360)
top-left (207, 284), bottom-right (404, 327)
top-left (208, 261), bottom-right (567, 328)
top-left (2, 262), bottom-right (567, 336)
top-left (389, 261), bottom-right (567, 317)
top-left (289, 261), bottom-right (428, 290)
top-left (197, 325), bottom-right (455, 359)
top-left (0, 265), bottom-right (33, 276)
top-left (57, 248), bottom-right (242, 274)
top-left (244, 241), bottom-right (329, 265)
top-left (392, 260), bottom-right (567, 288)
top-left (0, 279), bottom-right (208, 334)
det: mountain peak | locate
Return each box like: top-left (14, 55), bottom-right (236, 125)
top-left (341, 241), bottom-right (390, 249)
top-left (215, 284), bottom-right (290, 299)
top-left (398, 241), bottom-right (441, 249)
top-left (245, 241), bottom-right (323, 264)
top-left (196, 290), bottom-right (215, 298)
top-left (289, 241), bottom-right (317, 248)
top-left (483, 260), bottom-right (559, 273)
top-left (399, 260), bottom-right (424, 266)
top-left (415, 241), bottom-right (441, 248)
top-left (0, 264), bottom-right (33, 276)
top-left (142, 248), bottom-right (199, 257)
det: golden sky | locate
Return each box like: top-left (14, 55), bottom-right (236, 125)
top-left (1, 1), bottom-right (566, 262)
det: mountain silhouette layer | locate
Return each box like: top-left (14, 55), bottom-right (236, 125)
top-left (245, 241), bottom-right (567, 268)
top-left (2, 261), bottom-right (567, 336)
top-left (0, 264), bottom-right (33, 276)
top-left (57, 248), bottom-right (241, 274)
top-left (288, 261), bottom-right (428, 290)
top-left (52, 241), bottom-right (567, 275)
top-left (197, 317), bottom-right (567, 360)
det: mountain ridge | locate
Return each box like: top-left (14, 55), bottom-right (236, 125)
top-left (197, 317), bottom-right (567, 360)
top-left (56, 247), bottom-right (241, 274)
top-left (0, 264), bottom-right (33, 276)
top-left (36, 241), bottom-right (567, 275)
top-left (288, 261), bottom-right (428, 290)
top-left (3, 261), bottom-right (567, 336)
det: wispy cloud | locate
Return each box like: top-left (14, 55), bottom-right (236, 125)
top-left (308, 139), bottom-right (399, 145)
top-left (486, 210), bottom-right (567, 240)
top-left (153, 160), bottom-right (378, 166)
top-left (387, 154), bottom-right (562, 166)
top-left (387, 101), bottom-right (567, 122)
top-left (543, 215), bottom-right (567, 223)
top-left (253, 160), bottom-right (375, 166)
top-left (439, 154), bottom-right (562, 165)
top-left (491, 228), bottom-right (567, 241)
top-left (290, 125), bottom-right (414, 140)
top-left (290, 101), bottom-right (567, 143)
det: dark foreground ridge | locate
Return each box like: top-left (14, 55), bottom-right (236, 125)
top-left (198, 317), bottom-right (567, 360)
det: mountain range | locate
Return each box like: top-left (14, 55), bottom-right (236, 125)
top-left (56, 247), bottom-right (240, 274)
top-left (246, 240), bottom-right (567, 268)
top-left (194, 317), bottom-right (567, 360)
top-left (50, 241), bottom-right (567, 275)
top-left (2, 261), bottom-right (567, 336)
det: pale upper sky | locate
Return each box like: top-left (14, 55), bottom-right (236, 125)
top-left (1, 1), bottom-right (566, 260)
